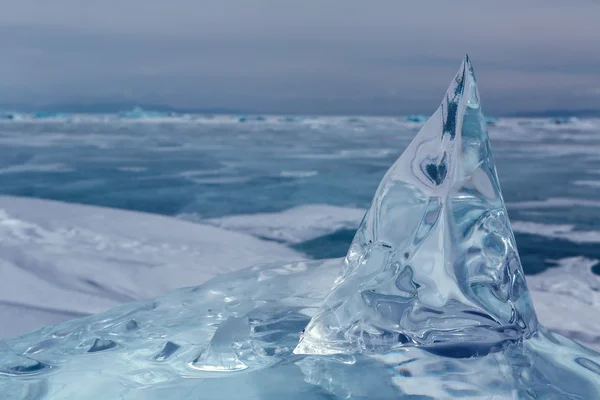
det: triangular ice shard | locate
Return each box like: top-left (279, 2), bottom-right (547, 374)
top-left (295, 56), bottom-right (539, 355)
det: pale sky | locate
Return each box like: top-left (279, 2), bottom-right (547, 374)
top-left (0, 0), bottom-right (599, 115)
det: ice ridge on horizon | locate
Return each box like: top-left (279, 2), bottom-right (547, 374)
top-left (295, 55), bottom-right (539, 355)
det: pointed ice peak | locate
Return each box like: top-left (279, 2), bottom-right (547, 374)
top-left (444, 55), bottom-right (481, 117)
top-left (295, 58), bottom-right (538, 356)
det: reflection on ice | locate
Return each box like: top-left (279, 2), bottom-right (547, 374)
top-left (191, 316), bottom-right (253, 372)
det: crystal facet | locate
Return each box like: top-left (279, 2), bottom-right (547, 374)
top-left (294, 56), bottom-right (538, 355)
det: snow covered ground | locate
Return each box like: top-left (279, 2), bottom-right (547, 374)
top-left (202, 204), bottom-right (365, 244)
top-left (0, 196), bottom-right (302, 339)
top-left (527, 257), bottom-right (600, 350)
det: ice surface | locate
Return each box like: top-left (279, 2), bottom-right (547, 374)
top-left (1, 57), bottom-right (599, 399)
top-left (295, 56), bottom-right (537, 355)
top-left (0, 258), bottom-right (339, 399)
top-left (1, 258), bottom-right (599, 399)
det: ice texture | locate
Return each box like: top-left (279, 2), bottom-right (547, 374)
top-left (1, 57), bottom-right (600, 400)
top-left (0, 259), bottom-right (340, 399)
top-left (1, 258), bottom-right (599, 399)
top-left (295, 56), bottom-right (537, 355)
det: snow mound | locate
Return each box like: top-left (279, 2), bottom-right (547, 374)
top-left (0, 196), bottom-right (303, 338)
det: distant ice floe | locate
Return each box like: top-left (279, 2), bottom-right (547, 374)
top-left (508, 197), bottom-right (600, 209)
top-left (203, 205), bottom-right (365, 244)
top-left (0, 196), bottom-right (303, 339)
top-left (403, 115), bottom-right (428, 123)
top-left (279, 170), bottom-right (319, 178)
top-left (512, 117), bottom-right (600, 131)
top-left (574, 180), bottom-right (600, 188)
top-left (117, 107), bottom-right (182, 120)
top-left (290, 148), bottom-right (395, 160)
top-left (511, 221), bottom-right (600, 244)
top-left (116, 166), bottom-right (148, 173)
top-left (186, 176), bottom-right (252, 185)
top-left (0, 111), bottom-right (598, 137)
top-left (0, 163), bottom-right (73, 175)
